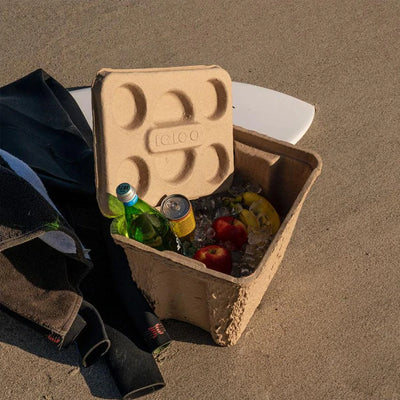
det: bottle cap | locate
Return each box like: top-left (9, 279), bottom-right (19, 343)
top-left (116, 183), bottom-right (138, 205)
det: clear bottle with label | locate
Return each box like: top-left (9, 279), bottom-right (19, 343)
top-left (116, 183), bottom-right (182, 253)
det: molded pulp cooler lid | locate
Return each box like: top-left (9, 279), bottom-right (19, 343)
top-left (92, 65), bottom-right (234, 217)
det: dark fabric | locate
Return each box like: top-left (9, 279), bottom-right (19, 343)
top-left (105, 325), bottom-right (165, 400)
top-left (0, 304), bottom-right (86, 348)
top-left (76, 300), bottom-right (110, 367)
top-left (0, 156), bottom-right (91, 343)
top-left (0, 70), bottom-right (171, 398)
top-left (0, 239), bottom-right (85, 341)
top-left (0, 69), bottom-right (94, 195)
top-left (63, 313), bottom-right (87, 347)
top-left (102, 220), bottom-right (171, 354)
top-left (0, 160), bottom-right (56, 249)
top-left (0, 158), bottom-right (77, 253)
top-left (52, 191), bottom-right (171, 355)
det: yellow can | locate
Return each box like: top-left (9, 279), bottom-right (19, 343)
top-left (160, 194), bottom-right (196, 241)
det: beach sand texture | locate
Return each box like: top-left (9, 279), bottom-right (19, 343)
top-left (1, 1), bottom-right (399, 399)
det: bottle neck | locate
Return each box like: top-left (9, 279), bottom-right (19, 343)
top-left (123, 195), bottom-right (156, 215)
top-left (123, 193), bottom-right (138, 207)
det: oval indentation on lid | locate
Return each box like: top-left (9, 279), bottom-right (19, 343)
top-left (154, 90), bottom-right (194, 124)
top-left (112, 84), bottom-right (146, 129)
top-left (202, 144), bottom-right (230, 184)
top-left (200, 79), bottom-right (228, 120)
top-left (116, 156), bottom-right (149, 197)
top-left (154, 149), bottom-right (195, 184)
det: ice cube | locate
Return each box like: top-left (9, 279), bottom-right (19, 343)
top-left (247, 229), bottom-right (269, 245)
top-left (240, 267), bottom-right (253, 277)
top-left (244, 243), bottom-right (258, 256)
top-left (214, 206), bottom-right (231, 219)
top-left (244, 181), bottom-right (262, 194)
top-left (228, 185), bottom-right (245, 197)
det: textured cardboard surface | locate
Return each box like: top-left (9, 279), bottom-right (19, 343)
top-left (111, 126), bottom-right (321, 346)
top-left (92, 65), bottom-right (320, 346)
top-left (92, 66), bottom-right (233, 214)
top-left (1, 1), bottom-right (400, 399)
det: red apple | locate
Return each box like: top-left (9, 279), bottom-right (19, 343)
top-left (193, 245), bottom-right (232, 275)
top-left (212, 216), bottom-right (248, 250)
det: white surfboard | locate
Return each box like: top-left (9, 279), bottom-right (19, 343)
top-left (69, 82), bottom-right (314, 144)
top-left (231, 82), bottom-right (314, 144)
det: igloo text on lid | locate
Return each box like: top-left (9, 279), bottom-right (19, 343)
top-left (147, 125), bottom-right (204, 153)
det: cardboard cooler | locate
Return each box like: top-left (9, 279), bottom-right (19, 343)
top-left (92, 66), bottom-right (322, 346)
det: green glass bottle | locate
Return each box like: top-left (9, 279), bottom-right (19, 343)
top-left (116, 183), bottom-right (182, 253)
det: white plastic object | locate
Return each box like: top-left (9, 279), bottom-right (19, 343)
top-left (69, 82), bottom-right (314, 144)
top-left (231, 82), bottom-right (314, 144)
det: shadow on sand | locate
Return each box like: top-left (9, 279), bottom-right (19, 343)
top-left (161, 319), bottom-right (216, 346)
top-left (0, 310), bottom-right (120, 399)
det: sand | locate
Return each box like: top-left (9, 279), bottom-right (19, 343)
top-left (1, 1), bottom-right (399, 399)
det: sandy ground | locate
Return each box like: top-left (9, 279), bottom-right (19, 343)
top-left (1, 1), bottom-right (400, 399)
